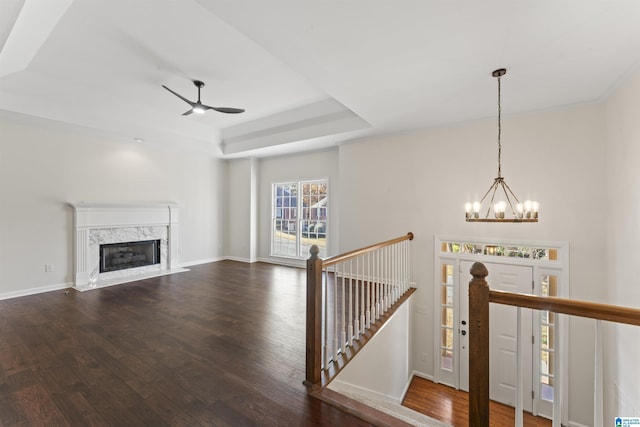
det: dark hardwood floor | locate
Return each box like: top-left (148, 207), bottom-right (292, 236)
top-left (0, 261), bottom-right (375, 426)
top-left (402, 376), bottom-right (552, 427)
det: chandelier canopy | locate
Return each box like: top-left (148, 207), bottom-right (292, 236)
top-left (465, 68), bottom-right (539, 223)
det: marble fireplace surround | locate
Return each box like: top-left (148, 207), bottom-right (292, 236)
top-left (70, 203), bottom-right (186, 291)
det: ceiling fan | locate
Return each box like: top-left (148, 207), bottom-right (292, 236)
top-left (162, 80), bottom-right (245, 116)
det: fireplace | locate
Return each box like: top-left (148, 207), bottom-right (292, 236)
top-left (70, 203), bottom-right (184, 291)
top-left (100, 239), bottom-right (161, 273)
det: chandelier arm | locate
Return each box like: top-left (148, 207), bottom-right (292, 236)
top-left (501, 180), bottom-right (522, 212)
top-left (499, 182), bottom-right (518, 215)
top-left (485, 182), bottom-right (500, 219)
top-left (501, 180), bottom-right (521, 204)
top-left (478, 179), bottom-right (499, 205)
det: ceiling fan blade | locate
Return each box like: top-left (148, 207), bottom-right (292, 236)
top-left (182, 109), bottom-right (194, 116)
top-left (202, 104), bottom-right (245, 114)
top-left (162, 85), bottom-right (195, 107)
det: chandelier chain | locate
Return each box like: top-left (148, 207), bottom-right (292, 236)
top-left (497, 74), bottom-right (502, 178)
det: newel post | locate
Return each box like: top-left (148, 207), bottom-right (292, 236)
top-left (469, 262), bottom-right (490, 427)
top-left (305, 245), bottom-right (323, 386)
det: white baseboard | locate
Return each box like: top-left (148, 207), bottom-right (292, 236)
top-left (257, 256), bottom-right (305, 268)
top-left (180, 257), bottom-right (225, 267)
top-left (411, 370), bottom-right (435, 382)
top-left (181, 256), bottom-right (305, 268)
top-left (403, 371), bottom-right (428, 398)
top-left (221, 256), bottom-right (255, 263)
top-left (401, 371), bottom-right (435, 401)
top-left (329, 379), bottom-right (402, 405)
top-left (0, 281), bottom-right (72, 301)
top-left (74, 268), bottom-right (190, 292)
top-left (328, 379), bottom-right (449, 427)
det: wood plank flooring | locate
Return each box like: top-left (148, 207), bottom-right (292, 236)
top-left (0, 261), bottom-right (374, 426)
top-left (402, 376), bottom-right (552, 427)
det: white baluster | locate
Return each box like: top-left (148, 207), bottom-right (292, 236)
top-left (380, 247), bottom-right (384, 315)
top-left (322, 266), bottom-right (328, 369)
top-left (393, 244), bottom-right (398, 302)
top-left (385, 245), bottom-right (390, 311)
top-left (553, 314), bottom-right (563, 427)
top-left (359, 255), bottom-right (365, 335)
top-left (516, 307), bottom-right (523, 427)
top-left (400, 241), bottom-right (404, 293)
top-left (403, 240), bottom-right (408, 293)
top-left (354, 257), bottom-right (360, 339)
top-left (366, 252), bottom-right (371, 329)
top-left (341, 263), bottom-right (346, 354)
top-left (332, 264), bottom-right (338, 361)
top-left (348, 259), bottom-right (354, 347)
top-left (388, 245), bottom-right (392, 305)
top-left (375, 248), bottom-right (381, 320)
top-left (594, 320), bottom-right (603, 427)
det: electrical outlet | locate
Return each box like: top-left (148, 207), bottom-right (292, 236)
top-left (45, 264), bottom-right (53, 272)
top-left (421, 352), bottom-right (428, 362)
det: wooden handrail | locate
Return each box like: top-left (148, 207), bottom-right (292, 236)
top-left (321, 232), bottom-right (414, 267)
top-left (306, 232), bottom-right (414, 387)
top-left (468, 261), bottom-right (640, 427)
top-left (489, 289), bottom-right (640, 327)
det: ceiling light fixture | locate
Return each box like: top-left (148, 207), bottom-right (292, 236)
top-left (465, 68), bottom-right (539, 223)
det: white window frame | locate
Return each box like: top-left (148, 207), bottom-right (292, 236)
top-left (271, 179), bottom-right (328, 259)
top-left (434, 235), bottom-right (568, 424)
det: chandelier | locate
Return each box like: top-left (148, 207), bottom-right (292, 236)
top-left (465, 68), bottom-right (539, 223)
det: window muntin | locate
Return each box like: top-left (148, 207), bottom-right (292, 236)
top-left (539, 274), bottom-right (558, 402)
top-left (441, 241), bottom-right (559, 262)
top-left (440, 263), bottom-right (454, 371)
top-left (272, 180), bottom-right (328, 258)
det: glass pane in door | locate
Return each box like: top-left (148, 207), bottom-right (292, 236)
top-left (540, 274), bottom-right (557, 402)
top-left (440, 264), bottom-right (454, 371)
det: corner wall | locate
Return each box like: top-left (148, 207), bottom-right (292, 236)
top-left (603, 70), bottom-right (640, 421)
top-left (226, 158), bottom-right (256, 262)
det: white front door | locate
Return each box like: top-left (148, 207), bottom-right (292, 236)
top-left (459, 261), bottom-right (534, 411)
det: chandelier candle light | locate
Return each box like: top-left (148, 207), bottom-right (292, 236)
top-left (465, 68), bottom-right (539, 223)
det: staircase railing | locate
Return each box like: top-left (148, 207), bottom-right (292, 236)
top-left (305, 232), bottom-right (415, 387)
top-left (468, 261), bottom-right (640, 427)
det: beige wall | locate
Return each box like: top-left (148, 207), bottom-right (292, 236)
top-left (337, 104), bottom-right (607, 426)
top-left (604, 70), bottom-right (640, 421)
top-left (0, 115), bottom-right (226, 296)
top-left (226, 158), bottom-right (254, 261)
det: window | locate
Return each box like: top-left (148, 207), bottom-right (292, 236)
top-left (272, 179), bottom-right (328, 258)
top-left (539, 274), bottom-right (558, 402)
top-left (440, 263), bottom-right (454, 371)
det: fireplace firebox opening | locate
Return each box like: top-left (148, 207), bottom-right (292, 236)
top-left (99, 239), bottom-right (161, 273)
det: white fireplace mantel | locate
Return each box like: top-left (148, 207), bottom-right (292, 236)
top-left (69, 203), bottom-right (182, 290)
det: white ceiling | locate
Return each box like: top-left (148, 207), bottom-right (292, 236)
top-left (1, 0), bottom-right (640, 158)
